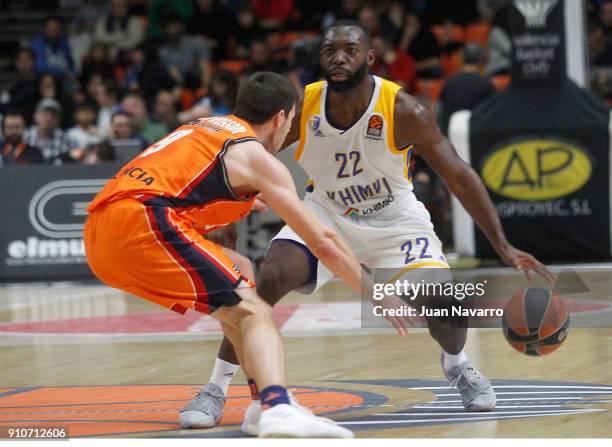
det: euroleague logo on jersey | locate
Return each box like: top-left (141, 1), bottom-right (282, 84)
top-left (366, 115), bottom-right (383, 139)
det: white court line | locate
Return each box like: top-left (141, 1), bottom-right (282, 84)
top-left (425, 397), bottom-right (584, 403)
top-left (435, 391), bottom-right (612, 397)
top-left (412, 405), bottom-right (564, 409)
top-left (339, 409), bottom-right (604, 426)
top-left (373, 409), bottom-right (601, 417)
top-left (412, 385), bottom-right (612, 390)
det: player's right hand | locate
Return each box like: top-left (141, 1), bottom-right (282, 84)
top-left (362, 265), bottom-right (413, 336)
top-left (375, 294), bottom-right (414, 336)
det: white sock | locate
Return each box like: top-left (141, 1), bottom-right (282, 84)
top-left (442, 350), bottom-right (467, 369)
top-left (208, 358), bottom-right (240, 395)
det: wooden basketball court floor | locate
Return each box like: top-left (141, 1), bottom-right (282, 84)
top-left (1, 265), bottom-right (612, 439)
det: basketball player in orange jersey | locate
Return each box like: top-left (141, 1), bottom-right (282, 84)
top-left (188, 21), bottom-right (555, 433)
top-left (84, 72), bottom-right (409, 438)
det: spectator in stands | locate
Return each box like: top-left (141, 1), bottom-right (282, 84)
top-left (120, 93), bottom-right (166, 144)
top-left (31, 17), bottom-right (76, 82)
top-left (292, 0), bottom-right (330, 30)
top-left (187, 0), bottom-right (236, 60)
top-left (69, 0), bottom-right (108, 74)
top-left (399, 13), bottom-right (444, 79)
top-left (371, 35), bottom-right (418, 93)
top-left (590, 69), bottom-right (612, 102)
top-left (108, 110), bottom-right (148, 152)
top-left (234, 4), bottom-right (266, 58)
top-left (153, 90), bottom-right (180, 132)
top-left (158, 13), bottom-right (212, 89)
top-left (1, 111), bottom-right (44, 166)
top-left (25, 99), bottom-right (74, 162)
top-left (80, 140), bottom-right (116, 165)
top-left (423, 0), bottom-right (479, 25)
top-left (339, 0), bottom-right (362, 20)
top-left (122, 44), bottom-right (176, 97)
top-left (67, 101), bottom-right (103, 149)
top-left (121, 46), bottom-right (146, 92)
top-left (358, 5), bottom-right (381, 36)
top-left (146, 0), bottom-right (193, 39)
top-left (80, 42), bottom-right (115, 88)
top-left (84, 72), bottom-right (104, 101)
top-left (92, 79), bottom-right (119, 136)
top-left (380, 1), bottom-right (407, 45)
top-left (248, 38), bottom-right (278, 72)
top-left (477, 0), bottom-right (508, 22)
top-left (71, 0), bottom-right (108, 36)
top-left (178, 69), bottom-right (239, 122)
top-left (110, 111), bottom-right (137, 139)
top-left (251, 0), bottom-right (295, 30)
top-left (6, 49), bottom-right (38, 120)
top-left (486, 4), bottom-right (511, 75)
top-left (35, 73), bottom-right (74, 128)
top-left (599, 0), bottom-right (612, 46)
top-left (589, 23), bottom-right (612, 67)
top-left (438, 43), bottom-right (495, 135)
top-left (93, 0), bottom-right (145, 59)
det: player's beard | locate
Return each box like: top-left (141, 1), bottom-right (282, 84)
top-left (323, 61), bottom-right (369, 93)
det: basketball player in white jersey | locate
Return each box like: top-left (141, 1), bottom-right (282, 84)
top-left (180, 21), bottom-right (553, 434)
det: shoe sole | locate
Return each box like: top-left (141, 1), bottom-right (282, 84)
top-left (259, 424), bottom-right (353, 438)
top-left (179, 412), bottom-right (222, 429)
top-left (180, 422), bottom-right (215, 429)
top-left (241, 423), bottom-right (259, 437)
top-left (260, 430), bottom-right (352, 438)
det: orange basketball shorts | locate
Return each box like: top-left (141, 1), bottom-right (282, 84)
top-left (83, 198), bottom-right (250, 315)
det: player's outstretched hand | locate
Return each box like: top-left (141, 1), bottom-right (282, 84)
top-left (362, 265), bottom-right (413, 336)
top-left (375, 294), bottom-right (414, 336)
top-left (498, 245), bottom-right (556, 283)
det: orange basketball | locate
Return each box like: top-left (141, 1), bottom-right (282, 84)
top-left (502, 288), bottom-right (570, 356)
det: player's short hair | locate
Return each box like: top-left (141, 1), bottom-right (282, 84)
top-left (323, 19), bottom-right (372, 45)
top-left (234, 72), bottom-right (298, 125)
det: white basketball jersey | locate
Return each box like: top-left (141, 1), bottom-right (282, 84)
top-left (295, 75), bottom-right (424, 219)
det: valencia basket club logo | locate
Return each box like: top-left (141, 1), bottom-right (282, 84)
top-left (367, 115), bottom-right (383, 138)
top-left (513, 0), bottom-right (558, 29)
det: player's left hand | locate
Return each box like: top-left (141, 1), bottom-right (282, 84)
top-left (498, 245), bottom-right (556, 283)
top-left (252, 193), bottom-right (268, 212)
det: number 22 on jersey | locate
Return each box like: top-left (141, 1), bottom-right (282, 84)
top-left (335, 151), bottom-right (364, 178)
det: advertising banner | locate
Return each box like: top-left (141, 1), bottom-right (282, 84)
top-left (0, 164), bottom-right (119, 281)
top-left (450, 0), bottom-right (611, 262)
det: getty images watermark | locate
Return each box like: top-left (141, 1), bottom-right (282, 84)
top-left (361, 266), bottom-right (612, 330)
top-left (362, 267), bottom-right (546, 330)
top-left (370, 277), bottom-right (501, 319)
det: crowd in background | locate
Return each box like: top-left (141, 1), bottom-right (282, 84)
top-left (1, 0), bottom-right (611, 167)
top-left (0, 0), bottom-right (611, 244)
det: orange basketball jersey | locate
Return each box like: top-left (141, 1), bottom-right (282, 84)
top-left (88, 115), bottom-right (258, 233)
